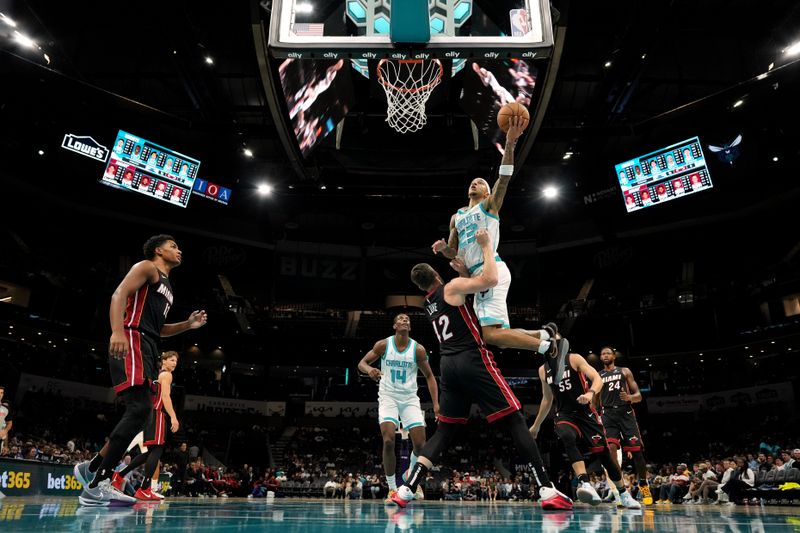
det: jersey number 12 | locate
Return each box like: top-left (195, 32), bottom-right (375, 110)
top-left (432, 315), bottom-right (453, 343)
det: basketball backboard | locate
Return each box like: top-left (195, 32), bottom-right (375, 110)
top-left (268, 0), bottom-right (554, 61)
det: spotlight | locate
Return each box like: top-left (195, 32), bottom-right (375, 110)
top-left (38, 149), bottom-right (44, 155)
top-left (13, 31), bottom-right (36, 49)
top-left (785, 41), bottom-right (800, 56)
top-left (772, 156), bottom-right (779, 162)
top-left (205, 56), bottom-right (214, 65)
top-left (257, 183), bottom-right (273, 196)
top-left (543, 186), bottom-right (558, 199)
top-left (295, 3), bottom-right (313, 13)
top-left (603, 61), bottom-right (612, 68)
top-left (732, 99), bottom-right (744, 108)
top-left (562, 152), bottom-right (573, 160)
top-left (0, 13), bottom-right (17, 27)
top-left (244, 148), bottom-right (254, 158)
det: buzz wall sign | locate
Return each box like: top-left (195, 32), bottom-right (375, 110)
top-left (61, 134), bottom-right (109, 162)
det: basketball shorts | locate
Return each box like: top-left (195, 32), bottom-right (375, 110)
top-left (473, 261), bottom-right (511, 329)
top-left (601, 406), bottom-right (645, 452)
top-left (128, 431), bottom-right (147, 453)
top-left (110, 328), bottom-right (159, 394)
top-left (554, 409), bottom-right (609, 454)
top-left (437, 347), bottom-right (521, 424)
top-left (144, 410), bottom-right (168, 447)
top-left (378, 393), bottom-right (425, 430)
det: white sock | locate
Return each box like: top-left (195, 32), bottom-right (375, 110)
top-left (539, 329), bottom-right (551, 341)
top-left (608, 474), bottom-right (621, 502)
top-left (151, 480), bottom-right (159, 491)
top-left (387, 474), bottom-right (397, 491)
top-left (537, 340), bottom-right (552, 355)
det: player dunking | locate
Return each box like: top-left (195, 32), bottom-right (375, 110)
top-left (112, 350), bottom-right (181, 501)
top-left (431, 116), bottom-right (563, 357)
top-left (74, 234), bottom-right (207, 506)
top-left (599, 346), bottom-right (653, 505)
top-left (390, 229), bottom-right (572, 510)
top-left (358, 314), bottom-right (439, 502)
top-left (529, 349), bottom-right (641, 508)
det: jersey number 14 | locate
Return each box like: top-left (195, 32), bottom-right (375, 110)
top-left (390, 369), bottom-right (407, 384)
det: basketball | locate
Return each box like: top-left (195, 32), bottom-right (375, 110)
top-left (497, 102), bottom-right (530, 133)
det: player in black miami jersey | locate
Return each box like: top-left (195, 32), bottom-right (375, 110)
top-left (390, 229), bottom-right (573, 511)
top-left (75, 234), bottom-right (207, 507)
top-left (530, 349), bottom-right (641, 509)
top-left (599, 346), bottom-right (653, 504)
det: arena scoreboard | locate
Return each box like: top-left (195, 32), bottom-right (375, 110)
top-left (100, 130), bottom-right (201, 208)
top-left (615, 136), bottom-right (713, 213)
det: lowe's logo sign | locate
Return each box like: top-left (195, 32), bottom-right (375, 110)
top-left (61, 134), bottom-right (109, 162)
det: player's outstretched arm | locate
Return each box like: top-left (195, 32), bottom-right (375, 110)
top-left (444, 229), bottom-right (497, 305)
top-left (530, 365), bottom-right (552, 439)
top-left (620, 368), bottom-right (643, 403)
top-left (416, 344), bottom-right (439, 419)
top-left (487, 115), bottom-right (525, 214)
top-left (358, 340), bottom-right (387, 382)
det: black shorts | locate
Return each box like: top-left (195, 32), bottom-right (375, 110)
top-left (554, 409), bottom-right (608, 454)
top-left (438, 348), bottom-right (521, 424)
top-left (110, 328), bottom-right (159, 394)
top-left (601, 406), bottom-right (645, 452)
top-left (144, 409), bottom-right (168, 447)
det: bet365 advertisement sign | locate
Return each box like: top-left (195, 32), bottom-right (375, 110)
top-left (0, 459), bottom-right (83, 496)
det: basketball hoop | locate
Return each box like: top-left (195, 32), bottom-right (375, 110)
top-left (377, 59), bottom-right (444, 134)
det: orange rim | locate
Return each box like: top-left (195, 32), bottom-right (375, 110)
top-left (377, 59), bottom-right (444, 93)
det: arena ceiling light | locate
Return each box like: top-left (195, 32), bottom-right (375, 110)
top-left (0, 12), bottom-right (17, 27)
top-left (295, 3), bottom-right (313, 13)
top-left (257, 183), bottom-right (273, 196)
top-left (543, 186), bottom-right (558, 199)
top-left (243, 148), bottom-right (254, 158)
top-left (13, 30), bottom-right (36, 49)
top-left (732, 99), bottom-right (744, 108)
top-left (205, 55), bottom-right (214, 65)
top-left (784, 41), bottom-right (800, 56)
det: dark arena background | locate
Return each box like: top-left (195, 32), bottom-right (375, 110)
top-left (1, 0), bottom-right (800, 531)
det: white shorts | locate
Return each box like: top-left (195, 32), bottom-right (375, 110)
top-left (378, 393), bottom-right (426, 430)
top-left (473, 261), bottom-right (511, 329)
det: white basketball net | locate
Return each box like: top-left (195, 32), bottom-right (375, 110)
top-left (377, 59), bottom-right (444, 134)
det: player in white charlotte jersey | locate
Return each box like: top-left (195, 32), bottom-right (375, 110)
top-left (358, 313), bottom-right (439, 502)
top-left (432, 115), bottom-right (563, 357)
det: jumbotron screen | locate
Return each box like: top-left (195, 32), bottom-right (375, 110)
top-left (615, 136), bottom-right (713, 213)
top-left (100, 130), bottom-right (201, 208)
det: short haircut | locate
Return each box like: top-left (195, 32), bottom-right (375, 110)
top-left (143, 234), bottom-right (175, 260)
top-left (599, 346), bottom-right (616, 356)
top-left (394, 313), bottom-right (409, 323)
top-left (0, 384), bottom-right (5, 390)
top-left (411, 263), bottom-right (437, 290)
top-left (162, 350), bottom-right (179, 361)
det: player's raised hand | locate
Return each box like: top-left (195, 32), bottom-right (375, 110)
top-left (506, 115), bottom-right (525, 144)
top-left (368, 368), bottom-right (382, 382)
top-left (431, 239), bottom-right (448, 254)
top-left (449, 257), bottom-right (469, 277)
top-left (475, 228), bottom-right (491, 247)
top-left (188, 310), bottom-right (208, 329)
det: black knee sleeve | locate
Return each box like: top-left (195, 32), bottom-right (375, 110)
top-left (144, 446), bottom-right (164, 479)
top-left (631, 450), bottom-right (648, 480)
top-left (555, 423), bottom-right (583, 464)
top-left (598, 449), bottom-right (622, 482)
top-left (499, 412), bottom-right (551, 486)
top-left (417, 421), bottom-right (460, 464)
